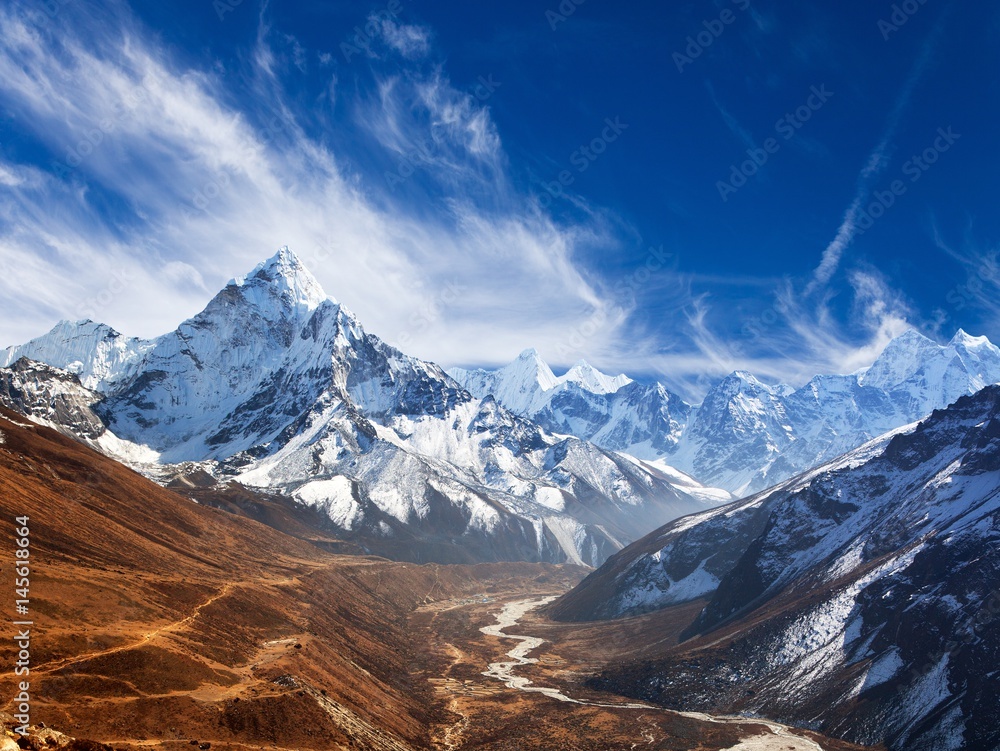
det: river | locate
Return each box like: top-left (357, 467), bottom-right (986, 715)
top-left (479, 596), bottom-right (828, 751)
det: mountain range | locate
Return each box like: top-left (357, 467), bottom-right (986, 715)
top-left (550, 384), bottom-right (1000, 751)
top-left (4, 246), bottom-right (1000, 750)
top-left (0, 249), bottom-right (723, 567)
top-left (0, 393), bottom-right (869, 751)
top-left (451, 329), bottom-right (1000, 496)
top-left (6, 248), bottom-right (1000, 569)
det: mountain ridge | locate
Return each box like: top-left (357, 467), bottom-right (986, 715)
top-left (549, 385), bottom-right (1000, 751)
top-left (0, 248), bottom-right (723, 567)
top-left (450, 328), bottom-right (1000, 495)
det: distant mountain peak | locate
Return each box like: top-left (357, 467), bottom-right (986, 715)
top-left (892, 327), bottom-right (933, 343)
top-left (563, 360), bottom-right (632, 394)
top-left (492, 348), bottom-right (558, 392)
top-left (728, 369), bottom-right (762, 383)
top-left (1, 250), bottom-right (726, 568)
top-left (2, 319), bottom-right (152, 392)
top-left (713, 369), bottom-right (775, 396)
top-left (489, 350), bottom-right (633, 396)
top-left (860, 327), bottom-right (1000, 392)
top-left (950, 327), bottom-right (994, 349)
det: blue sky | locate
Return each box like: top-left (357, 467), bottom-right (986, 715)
top-left (0, 0), bottom-right (997, 398)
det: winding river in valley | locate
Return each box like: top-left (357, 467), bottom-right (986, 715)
top-left (479, 597), bottom-right (827, 751)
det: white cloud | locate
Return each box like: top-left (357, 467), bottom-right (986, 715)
top-left (375, 17), bottom-right (431, 59)
top-left (0, 164), bottom-right (23, 187)
top-left (807, 24), bottom-right (944, 295)
top-left (619, 266), bottom-right (914, 401)
top-left (0, 1), bottom-right (623, 373)
top-left (161, 261), bottom-right (209, 292)
top-left (0, 1), bottom-right (944, 403)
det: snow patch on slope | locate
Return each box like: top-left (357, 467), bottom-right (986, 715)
top-left (295, 477), bottom-right (363, 530)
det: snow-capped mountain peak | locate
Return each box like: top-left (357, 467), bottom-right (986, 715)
top-left (718, 369), bottom-right (778, 396)
top-left (1, 319), bottom-right (152, 392)
top-left (554, 384), bottom-right (1000, 751)
top-left (506, 348), bottom-right (560, 390)
top-left (452, 327), bottom-right (1000, 497)
top-left (949, 327), bottom-right (999, 359)
top-left (448, 348), bottom-right (559, 415)
top-left (229, 245), bottom-right (330, 315)
top-left (450, 350), bottom-right (694, 464)
top-left (857, 328), bottom-right (943, 390)
top-left (563, 359), bottom-right (632, 394)
top-left (950, 327), bottom-right (985, 346)
top-left (449, 349), bottom-right (633, 410)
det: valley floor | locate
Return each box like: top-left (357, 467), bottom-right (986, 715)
top-left (411, 581), bottom-right (875, 751)
top-left (1, 557), bottom-right (879, 751)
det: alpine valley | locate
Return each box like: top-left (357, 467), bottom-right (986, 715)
top-left (4, 248), bottom-right (1000, 751)
top-left (550, 384), bottom-right (1000, 751)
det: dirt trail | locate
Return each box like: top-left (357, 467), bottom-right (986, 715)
top-left (37, 582), bottom-right (235, 674)
top-left (480, 597), bottom-right (829, 751)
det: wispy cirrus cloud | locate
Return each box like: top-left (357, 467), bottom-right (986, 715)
top-left (646, 12), bottom-right (951, 400)
top-left (0, 0), bottom-right (970, 403)
top-left (706, 81), bottom-right (756, 151)
top-left (806, 18), bottom-right (946, 295)
top-left (0, 0), bottom-right (623, 371)
top-left (633, 267), bottom-right (912, 399)
top-left (932, 223), bottom-right (1000, 333)
top-left (377, 17), bottom-right (431, 59)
